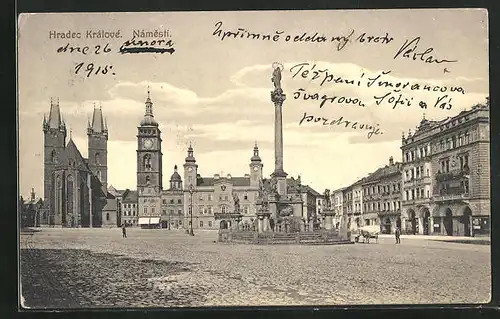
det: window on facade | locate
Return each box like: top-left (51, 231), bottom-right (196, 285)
top-left (411, 189), bottom-right (415, 200)
top-left (405, 190), bottom-right (409, 200)
top-left (144, 207), bottom-right (147, 214)
top-left (200, 221), bottom-right (204, 227)
top-left (152, 208), bottom-right (155, 214)
top-left (162, 210), bottom-right (166, 215)
top-left (244, 193), bottom-right (248, 200)
top-left (208, 194), bottom-right (213, 201)
top-left (178, 199), bottom-right (182, 204)
top-left (440, 140), bottom-right (445, 151)
top-left (51, 150), bottom-right (58, 163)
top-left (224, 195), bottom-right (228, 201)
top-left (421, 189), bottom-right (424, 198)
top-left (95, 153), bottom-right (101, 165)
top-left (221, 206), bottom-right (227, 213)
top-left (178, 209), bottom-right (182, 215)
top-left (452, 136), bottom-right (457, 148)
top-left (146, 176), bottom-right (150, 184)
top-left (465, 131), bottom-right (470, 144)
top-left (97, 170), bottom-right (102, 181)
top-left (144, 154), bottom-right (152, 170)
top-left (169, 199), bottom-right (174, 204)
top-left (208, 221), bottom-right (212, 227)
top-left (464, 180), bottom-right (470, 193)
top-left (199, 195), bottom-right (204, 201)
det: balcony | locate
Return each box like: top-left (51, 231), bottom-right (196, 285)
top-left (435, 167), bottom-right (470, 182)
top-left (433, 188), bottom-right (470, 202)
top-left (403, 176), bottom-right (431, 188)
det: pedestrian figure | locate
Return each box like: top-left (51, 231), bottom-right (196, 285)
top-left (395, 226), bottom-right (401, 244)
top-left (122, 223), bottom-right (127, 238)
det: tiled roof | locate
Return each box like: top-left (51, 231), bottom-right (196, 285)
top-left (122, 190), bottom-right (138, 202)
top-left (363, 163), bottom-right (401, 183)
top-left (103, 198), bottom-right (117, 211)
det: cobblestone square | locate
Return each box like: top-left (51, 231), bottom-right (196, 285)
top-left (20, 228), bottom-right (490, 308)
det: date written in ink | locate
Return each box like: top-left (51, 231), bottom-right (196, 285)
top-left (74, 62), bottom-right (115, 77)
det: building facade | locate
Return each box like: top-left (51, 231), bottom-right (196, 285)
top-left (41, 99), bottom-right (109, 227)
top-left (401, 101), bottom-right (490, 236)
top-left (121, 189), bottom-right (138, 226)
top-left (181, 143), bottom-right (263, 230)
top-left (362, 157), bottom-right (402, 234)
top-left (161, 165), bottom-right (184, 229)
top-left (351, 179), bottom-right (364, 230)
top-left (331, 187), bottom-right (345, 229)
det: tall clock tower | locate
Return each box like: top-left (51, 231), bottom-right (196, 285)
top-left (137, 90), bottom-right (163, 192)
top-left (250, 143), bottom-right (263, 187)
top-left (136, 90), bottom-right (163, 225)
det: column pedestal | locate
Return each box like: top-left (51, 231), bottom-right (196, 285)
top-left (322, 209), bottom-right (335, 230)
top-left (256, 211), bottom-right (271, 233)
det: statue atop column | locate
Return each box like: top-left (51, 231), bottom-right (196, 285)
top-left (270, 63), bottom-right (286, 104)
top-left (271, 63), bottom-right (282, 91)
top-left (324, 189), bottom-right (331, 209)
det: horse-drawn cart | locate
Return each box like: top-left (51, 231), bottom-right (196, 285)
top-left (354, 225), bottom-right (380, 244)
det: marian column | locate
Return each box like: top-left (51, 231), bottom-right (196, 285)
top-left (270, 63), bottom-right (288, 197)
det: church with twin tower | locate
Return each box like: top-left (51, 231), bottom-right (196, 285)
top-left (42, 99), bottom-right (110, 227)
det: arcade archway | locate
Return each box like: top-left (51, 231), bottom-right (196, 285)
top-left (422, 207), bottom-right (431, 235)
top-left (462, 206), bottom-right (472, 237)
top-left (444, 208), bottom-right (453, 236)
top-left (408, 209), bottom-right (417, 235)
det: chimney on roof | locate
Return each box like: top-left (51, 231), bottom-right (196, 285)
top-left (30, 188), bottom-right (35, 201)
top-left (389, 156), bottom-right (394, 166)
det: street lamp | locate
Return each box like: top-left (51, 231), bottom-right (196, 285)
top-left (189, 184), bottom-right (194, 236)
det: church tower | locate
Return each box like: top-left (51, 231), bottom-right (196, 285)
top-left (137, 90), bottom-right (163, 193)
top-left (183, 143), bottom-right (198, 190)
top-left (87, 104), bottom-right (108, 194)
top-left (250, 143), bottom-right (263, 187)
top-left (43, 98), bottom-right (66, 221)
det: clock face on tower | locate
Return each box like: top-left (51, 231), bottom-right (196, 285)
top-left (143, 138), bottom-right (153, 149)
top-left (253, 166), bottom-right (259, 171)
top-left (188, 167), bottom-right (193, 172)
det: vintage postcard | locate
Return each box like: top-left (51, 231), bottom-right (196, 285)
top-left (18, 9), bottom-right (490, 309)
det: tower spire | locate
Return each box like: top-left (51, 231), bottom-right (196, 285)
top-left (48, 97), bottom-right (62, 129)
top-left (90, 103), bottom-right (105, 133)
top-left (139, 88), bottom-right (158, 126)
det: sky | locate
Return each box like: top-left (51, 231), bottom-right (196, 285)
top-left (18, 9), bottom-right (489, 198)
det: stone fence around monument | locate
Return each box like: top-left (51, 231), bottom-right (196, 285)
top-left (218, 229), bottom-right (352, 245)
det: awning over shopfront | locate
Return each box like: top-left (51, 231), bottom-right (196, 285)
top-left (138, 217), bottom-right (161, 225)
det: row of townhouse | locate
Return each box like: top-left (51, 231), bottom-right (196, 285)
top-left (330, 100), bottom-right (490, 236)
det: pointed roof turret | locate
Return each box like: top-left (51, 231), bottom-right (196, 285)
top-left (170, 164), bottom-right (182, 182)
top-left (251, 142), bottom-right (262, 162)
top-left (185, 142), bottom-right (196, 163)
top-left (140, 87), bottom-right (159, 127)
